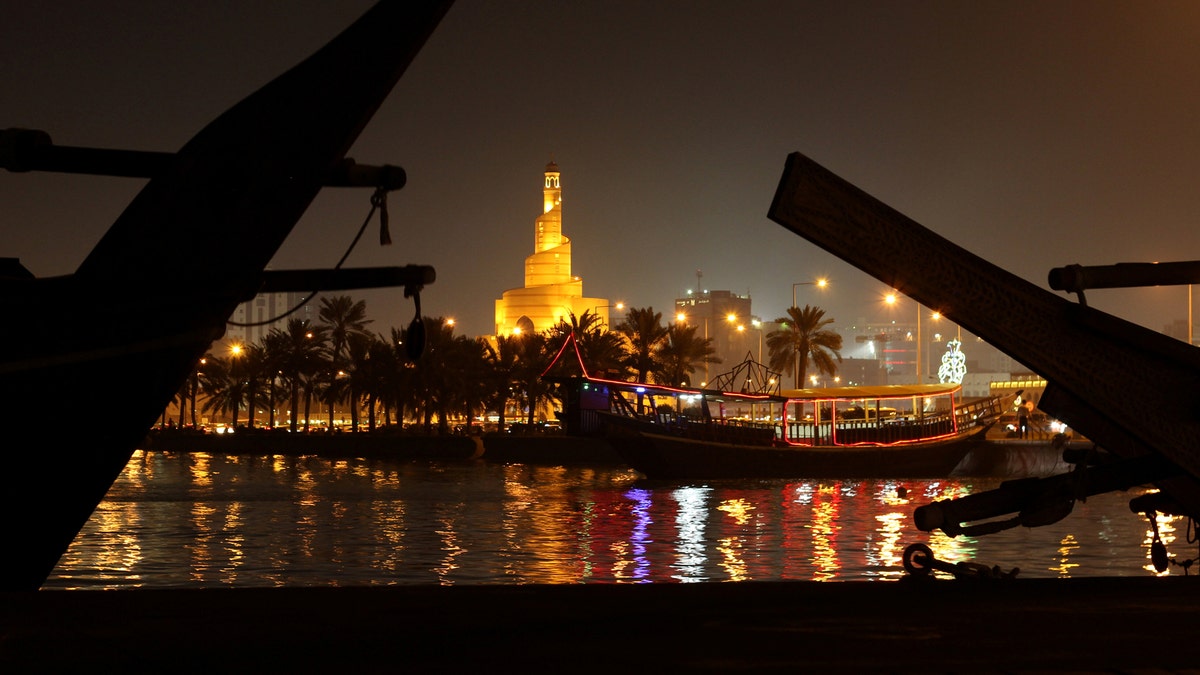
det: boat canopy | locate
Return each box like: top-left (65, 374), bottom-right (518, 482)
top-left (573, 376), bottom-right (787, 404)
top-left (780, 383), bottom-right (962, 401)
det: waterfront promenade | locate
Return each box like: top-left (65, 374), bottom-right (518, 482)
top-left (143, 428), bottom-right (627, 465)
top-left (4, 577), bottom-right (1197, 672)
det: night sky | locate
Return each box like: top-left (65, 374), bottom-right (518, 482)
top-left (5, 1), bottom-right (1200, 343)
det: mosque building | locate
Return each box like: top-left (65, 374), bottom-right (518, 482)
top-left (494, 162), bottom-right (609, 336)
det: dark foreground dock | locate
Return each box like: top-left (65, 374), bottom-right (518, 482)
top-left (3, 578), bottom-right (1197, 672)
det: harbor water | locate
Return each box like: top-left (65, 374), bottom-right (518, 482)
top-left (45, 448), bottom-right (1184, 589)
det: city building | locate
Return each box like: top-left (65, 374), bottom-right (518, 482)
top-left (224, 290), bottom-right (313, 347)
top-left (494, 162), bottom-right (608, 336)
top-left (674, 288), bottom-right (757, 385)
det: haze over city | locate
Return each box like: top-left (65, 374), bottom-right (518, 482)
top-left (5, 1), bottom-right (1199, 342)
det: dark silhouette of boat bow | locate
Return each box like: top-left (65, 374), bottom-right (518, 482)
top-left (0, 1), bottom-right (454, 591)
top-left (769, 152), bottom-right (1200, 555)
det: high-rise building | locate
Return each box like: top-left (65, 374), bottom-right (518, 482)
top-left (224, 290), bottom-right (313, 347)
top-left (674, 288), bottom-right (755, 385)
top-left (494, 162), bottom-right (608, 336)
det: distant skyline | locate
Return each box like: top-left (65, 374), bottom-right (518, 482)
top-left (5, 1), bottom-right (1200, 344)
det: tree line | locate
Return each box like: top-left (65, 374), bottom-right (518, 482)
top-left (169, 297), bottom-right (842, 434)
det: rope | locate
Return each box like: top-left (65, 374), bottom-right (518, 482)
top-left (227, 187), bottom-right (389, 328)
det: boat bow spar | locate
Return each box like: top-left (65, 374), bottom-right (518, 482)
top-left (768, 152), bottom-right (1200, 542)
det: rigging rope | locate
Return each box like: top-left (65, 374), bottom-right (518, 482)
top-left (227, 186), bottom-right (391, 328)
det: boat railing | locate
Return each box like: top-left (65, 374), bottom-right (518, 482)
top-left (675, 416), bottom-right (779, 445)
top-left (954, 396), bottom-right (1008, 428)
top-left (785, 410), bottom-right (958, 446)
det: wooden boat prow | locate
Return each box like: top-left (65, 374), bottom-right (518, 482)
top-left (0, 1), bottom-right (453, 591)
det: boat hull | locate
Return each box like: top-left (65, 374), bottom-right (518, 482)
top-left (605, 424), bottom-right (990, 481)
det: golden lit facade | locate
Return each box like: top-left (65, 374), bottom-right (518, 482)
top-left (494, 162), bottom-right (608, 336)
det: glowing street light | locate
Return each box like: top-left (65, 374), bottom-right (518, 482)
top-left (594, 302), bottom-right (625, 328)
top-left (737, 319), bottom-right (765, 362)
top-left (886, 291), bottom-right (942, 384)
top-left (788, 279), bottom-right (830, 387)
top-left (792, 278), bottom-right (829, 309)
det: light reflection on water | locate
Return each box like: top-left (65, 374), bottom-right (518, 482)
top-left (45, 450), bottom-right (1180, 589)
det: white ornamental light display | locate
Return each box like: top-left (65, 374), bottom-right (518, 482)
top-left (938, 338), bottom-right (966, 384)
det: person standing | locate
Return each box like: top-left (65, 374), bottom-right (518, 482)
top-left (1017, 400), bottom-right (1030, 439)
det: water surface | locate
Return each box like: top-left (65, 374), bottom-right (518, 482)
top-left (46, 450), bottom-right (1180, 589)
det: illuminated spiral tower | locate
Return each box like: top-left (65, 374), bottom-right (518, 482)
top-left (494, 162), bottom-right (608, 337)
top-left (526, 161), bottom-right (568, 287)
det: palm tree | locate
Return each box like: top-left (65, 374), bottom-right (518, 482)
top-left (616, 306), bottom-right (669, 382)
top-left (654, 322), bottom-right (720, 388)
top-left (347, 333), bottom-right (391, 431)
top-left (319, 296), bottom-right (373, 431)
top-left (382, 326), bottom-right (418, 428)
top-left (199, 356), bottom-right (243, 427)
top-left (410, 316), bottom-right (459, 433)
top-left (544, 310), bottom-right (628, 379)
top-left (482, 334), bottom-right (522, 432)
top-left (616, 306), bottom-right (669, 413)
top-left (259, 330), bottom-right (291, 428)
top-left (766, 304), bottom-right (843, 388)
top-left (441, 335), bottom-right (490, 434)
top-left (238, 343), bottom-right (268, 429)
top-left (269, 318), bottom-right (328, 432)
top-left (511, 330), bottom-right (551, 427)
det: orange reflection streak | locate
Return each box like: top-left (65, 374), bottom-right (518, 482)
top-left (188, 452), bottom-right (213, 487)
top-left (873, 512), bottom-right (906, 578)
top-left (368, 464), bottom-right (407, 577)
top-left (717, 536), bottom-right (749, 581)
top-left (54, 503), bottom-right (144, 589)
top-left (808, 484), bottom-right (841, 580)
top-left (221, 502), bottom-right (245, 584)
top-left (716, 498), bottom-right (754, 580)
top-left (718, 498), bottom-right (754, 526)
top-left (434, 513), bottom-right (465, 585)
top-left (188, 502), bottom-right (217, 583)
top-left (1050, 534), bottom-right (1079, 577)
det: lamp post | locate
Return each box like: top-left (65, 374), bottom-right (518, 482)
top-left (789, 278), bottom-right (828, 388)
top-left (886, 291), bottom-right (928, 384)
top-left (594, 302), bottom-right (624, 328)
top-left (736, 319), bottom-right (765, 363)
top-left (792, 278), bottom-right (829, 310)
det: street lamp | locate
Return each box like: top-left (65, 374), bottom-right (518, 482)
top-left (594, 302), bottom-right (624, 328)
top-left (886, 291), bottom-right (936, 385)
top-left (792, 278), bottom-right (829, 309)
top-left (789, 279), bottom-right (828, 387)
top-left (736, 319), bottom-right (765, 363)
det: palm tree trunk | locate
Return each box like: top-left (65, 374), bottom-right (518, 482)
top-left (327, 370), bottom-right (336, 429)
top-left (290, 381), bottom-right (300, 432)
top-left (303, 382), bottom-right (313, 432)
top-left (246, 379), bottom-right (257, 430)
